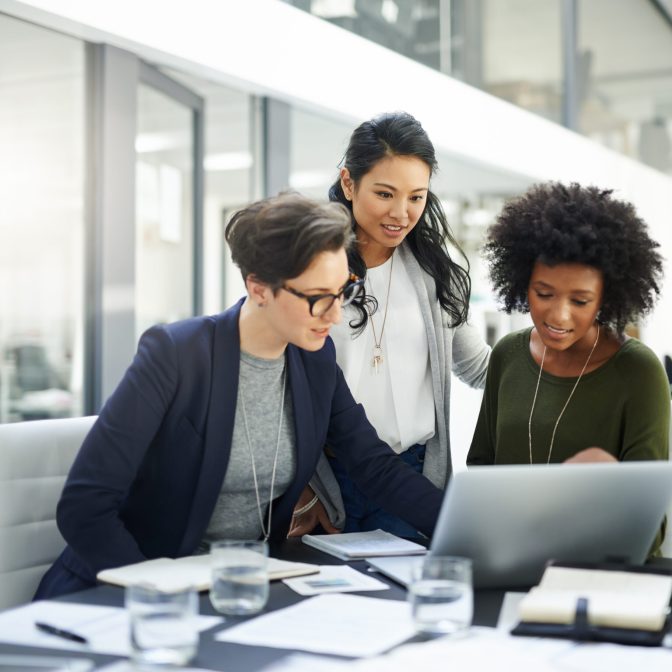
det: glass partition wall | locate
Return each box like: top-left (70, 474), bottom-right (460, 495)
top-left (0, 15), bottom-right (85, 421)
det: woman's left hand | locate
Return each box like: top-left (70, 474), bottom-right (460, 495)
top-left (564, 447), bottom-right (618, 463)
top-left (287, 485), bottom-right (340, 537)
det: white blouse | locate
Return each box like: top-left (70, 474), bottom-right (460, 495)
top-left (330, 252), bottom-right (435, 453)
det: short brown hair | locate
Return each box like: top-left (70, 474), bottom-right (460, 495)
top-left (225, 192), bottom-right (353, 290)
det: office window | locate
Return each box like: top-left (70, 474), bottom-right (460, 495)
top-left (478, 0), bottom-right (563, 124)
top-left (289, 107), bottom-right (352, 199)
top-left (578, 0), bottom-right (672, 173)
top-left (0, 15), bottom-right (85, 422)
top-left (291, 0), bottom-right (446, 72)
top-left (135, 84), bottom-right (195, 337)
top-left (160, 71), bottom-right (256, 312)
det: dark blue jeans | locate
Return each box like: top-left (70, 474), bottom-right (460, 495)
top-left (328, 443), bottom-right (426, 539)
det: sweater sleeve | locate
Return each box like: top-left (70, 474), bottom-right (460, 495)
top-left (466, 343), bottom-right (501, 466)
top-left (450, 320), bottom-right (491, 390)
top-left (617, 342), bottom-right (670, 463)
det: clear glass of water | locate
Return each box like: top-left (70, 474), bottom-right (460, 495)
top-left (209, 540), bottom-right (269, 615)
top-left (125, 583), bottom-right (199, 666)
top-left (408, 555), bottom-right (473, 637)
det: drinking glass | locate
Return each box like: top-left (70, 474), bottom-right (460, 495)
top-left (209, 540), bottom-right (269, 615)
top-left (408, 555), bottom-right (473, 637)
top-left (126, 583), bottom-right (199, 666)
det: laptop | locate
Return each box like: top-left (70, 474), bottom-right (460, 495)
top-left (368, 461), bottom-right (672, 589)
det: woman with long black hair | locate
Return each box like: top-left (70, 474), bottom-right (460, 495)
top-left (290, 112), bottom-right (490, 538)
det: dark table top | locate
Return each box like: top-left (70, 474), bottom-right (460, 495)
top-left (0, 540), bottom-right (506, 671)
top-left (9, 542), bottom-right (667, 671)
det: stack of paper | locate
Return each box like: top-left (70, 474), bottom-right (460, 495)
top-left (518, 566), bottom-right (672, 631)
top-left (301, 530), bottom-right (426, 560)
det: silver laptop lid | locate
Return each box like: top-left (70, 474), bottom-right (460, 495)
top-left (430, 461), bottom-right (672, 588)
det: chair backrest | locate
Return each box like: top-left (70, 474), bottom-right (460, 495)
top-left (0, 415), bottom-right (96, 610)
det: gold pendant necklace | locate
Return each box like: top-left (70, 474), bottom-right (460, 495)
top-left (528, 324), bottom-right (600, 464)
top-left (367, 253), bottom-right (394, 374)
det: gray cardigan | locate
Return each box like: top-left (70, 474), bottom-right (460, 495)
top-left (311, 243), bottom-right (491, 528)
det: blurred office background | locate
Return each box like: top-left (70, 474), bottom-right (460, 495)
top-left (1, 0), bottom-right (671, 462)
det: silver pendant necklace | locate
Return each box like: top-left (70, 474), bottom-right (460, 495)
top-left (366, 253), bottom-right (394, 374)
top-left (528, 324), bottom-right (600, 464)
top-left (240, 365), bottom-right (286, 541)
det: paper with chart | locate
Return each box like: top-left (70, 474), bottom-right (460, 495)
top-left (282, 565), bottom-right (389, 595)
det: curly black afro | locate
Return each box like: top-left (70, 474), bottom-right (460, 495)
top-left (483, 182), bottom-right (664, 335)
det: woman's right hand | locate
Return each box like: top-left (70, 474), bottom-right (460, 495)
top-left (287, 485), bottom-right (340, 537)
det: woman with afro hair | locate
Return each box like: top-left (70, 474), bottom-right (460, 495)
top-left (468, 182), bottom-right (669, 472)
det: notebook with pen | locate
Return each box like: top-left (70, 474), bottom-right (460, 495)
top-left (368, 462), bottom-right (672, 589)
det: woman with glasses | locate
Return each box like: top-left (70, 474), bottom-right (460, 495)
top-left (289, 113), bottom-right (490, 539)
top-left (35, 192), bottom-right (444, 599)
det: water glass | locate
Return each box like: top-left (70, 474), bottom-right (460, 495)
top-left (408, 555), bottom-right (473, 637)
top-left (126, 583), bottom-right (199, 666)
top-left (209, 540), bottom-right (269, 615)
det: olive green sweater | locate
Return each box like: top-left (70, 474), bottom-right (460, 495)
top-left (467, 329), bottom-right (670, 556)
top-left (468, 329), bottom-right (670, 466)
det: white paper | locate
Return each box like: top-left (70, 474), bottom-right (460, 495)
top-left (215, 594), bottom-right (415, 657)
top-left (260, 628), bottom-right (672, 672)
top-left (337, 628), bottom-right (573, 672)
top-left (0, 601), bottom-right (221, 656)
top-left (497, 591), bottom-right (527, 631)
top-left (259, 653), bottom-right (353, 672)
top-left (100, 662), bottom-right (221, 672)
top-left (550, 641), bottom-right (672, 672)
top-left (282, 566), bottom-right (389, 596)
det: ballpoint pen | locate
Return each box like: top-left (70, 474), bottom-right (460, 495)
top-left (35, 621), bottom-right (89, 644)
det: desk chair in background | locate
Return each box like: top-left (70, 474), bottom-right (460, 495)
top-left (0, 416), bottom-right (96, 610)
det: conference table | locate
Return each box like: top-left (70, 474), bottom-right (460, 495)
top-left (0, 539), bottom-right (511, 671)
top-left (3, 542), bottom-right (670, 671)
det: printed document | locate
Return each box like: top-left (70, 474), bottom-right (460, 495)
top-left (0, 601), bottom-right (221, 656)
top-left (216, 593), bottom-right (415, 657)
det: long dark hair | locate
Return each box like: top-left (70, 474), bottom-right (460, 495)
top-left (329, 112), bottom-right (471, 331)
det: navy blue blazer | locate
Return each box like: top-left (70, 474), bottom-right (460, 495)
top-left (36, 300), bottom-right (443, 598)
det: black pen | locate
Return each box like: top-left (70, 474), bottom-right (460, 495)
top-left (35, 621), bottom-right (89, 644)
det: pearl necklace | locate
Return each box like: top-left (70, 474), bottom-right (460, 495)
top-left (528, 324), bottom-right (600, 464)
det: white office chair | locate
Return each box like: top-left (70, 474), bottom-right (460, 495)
top-left (0, 415), bottom-right (96, 610)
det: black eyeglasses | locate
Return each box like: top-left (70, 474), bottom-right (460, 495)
top-left (281, 274), bottom-right (365, 317)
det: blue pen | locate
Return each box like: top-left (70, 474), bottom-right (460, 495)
top-left (35, 621), bottom-right (89, 644)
